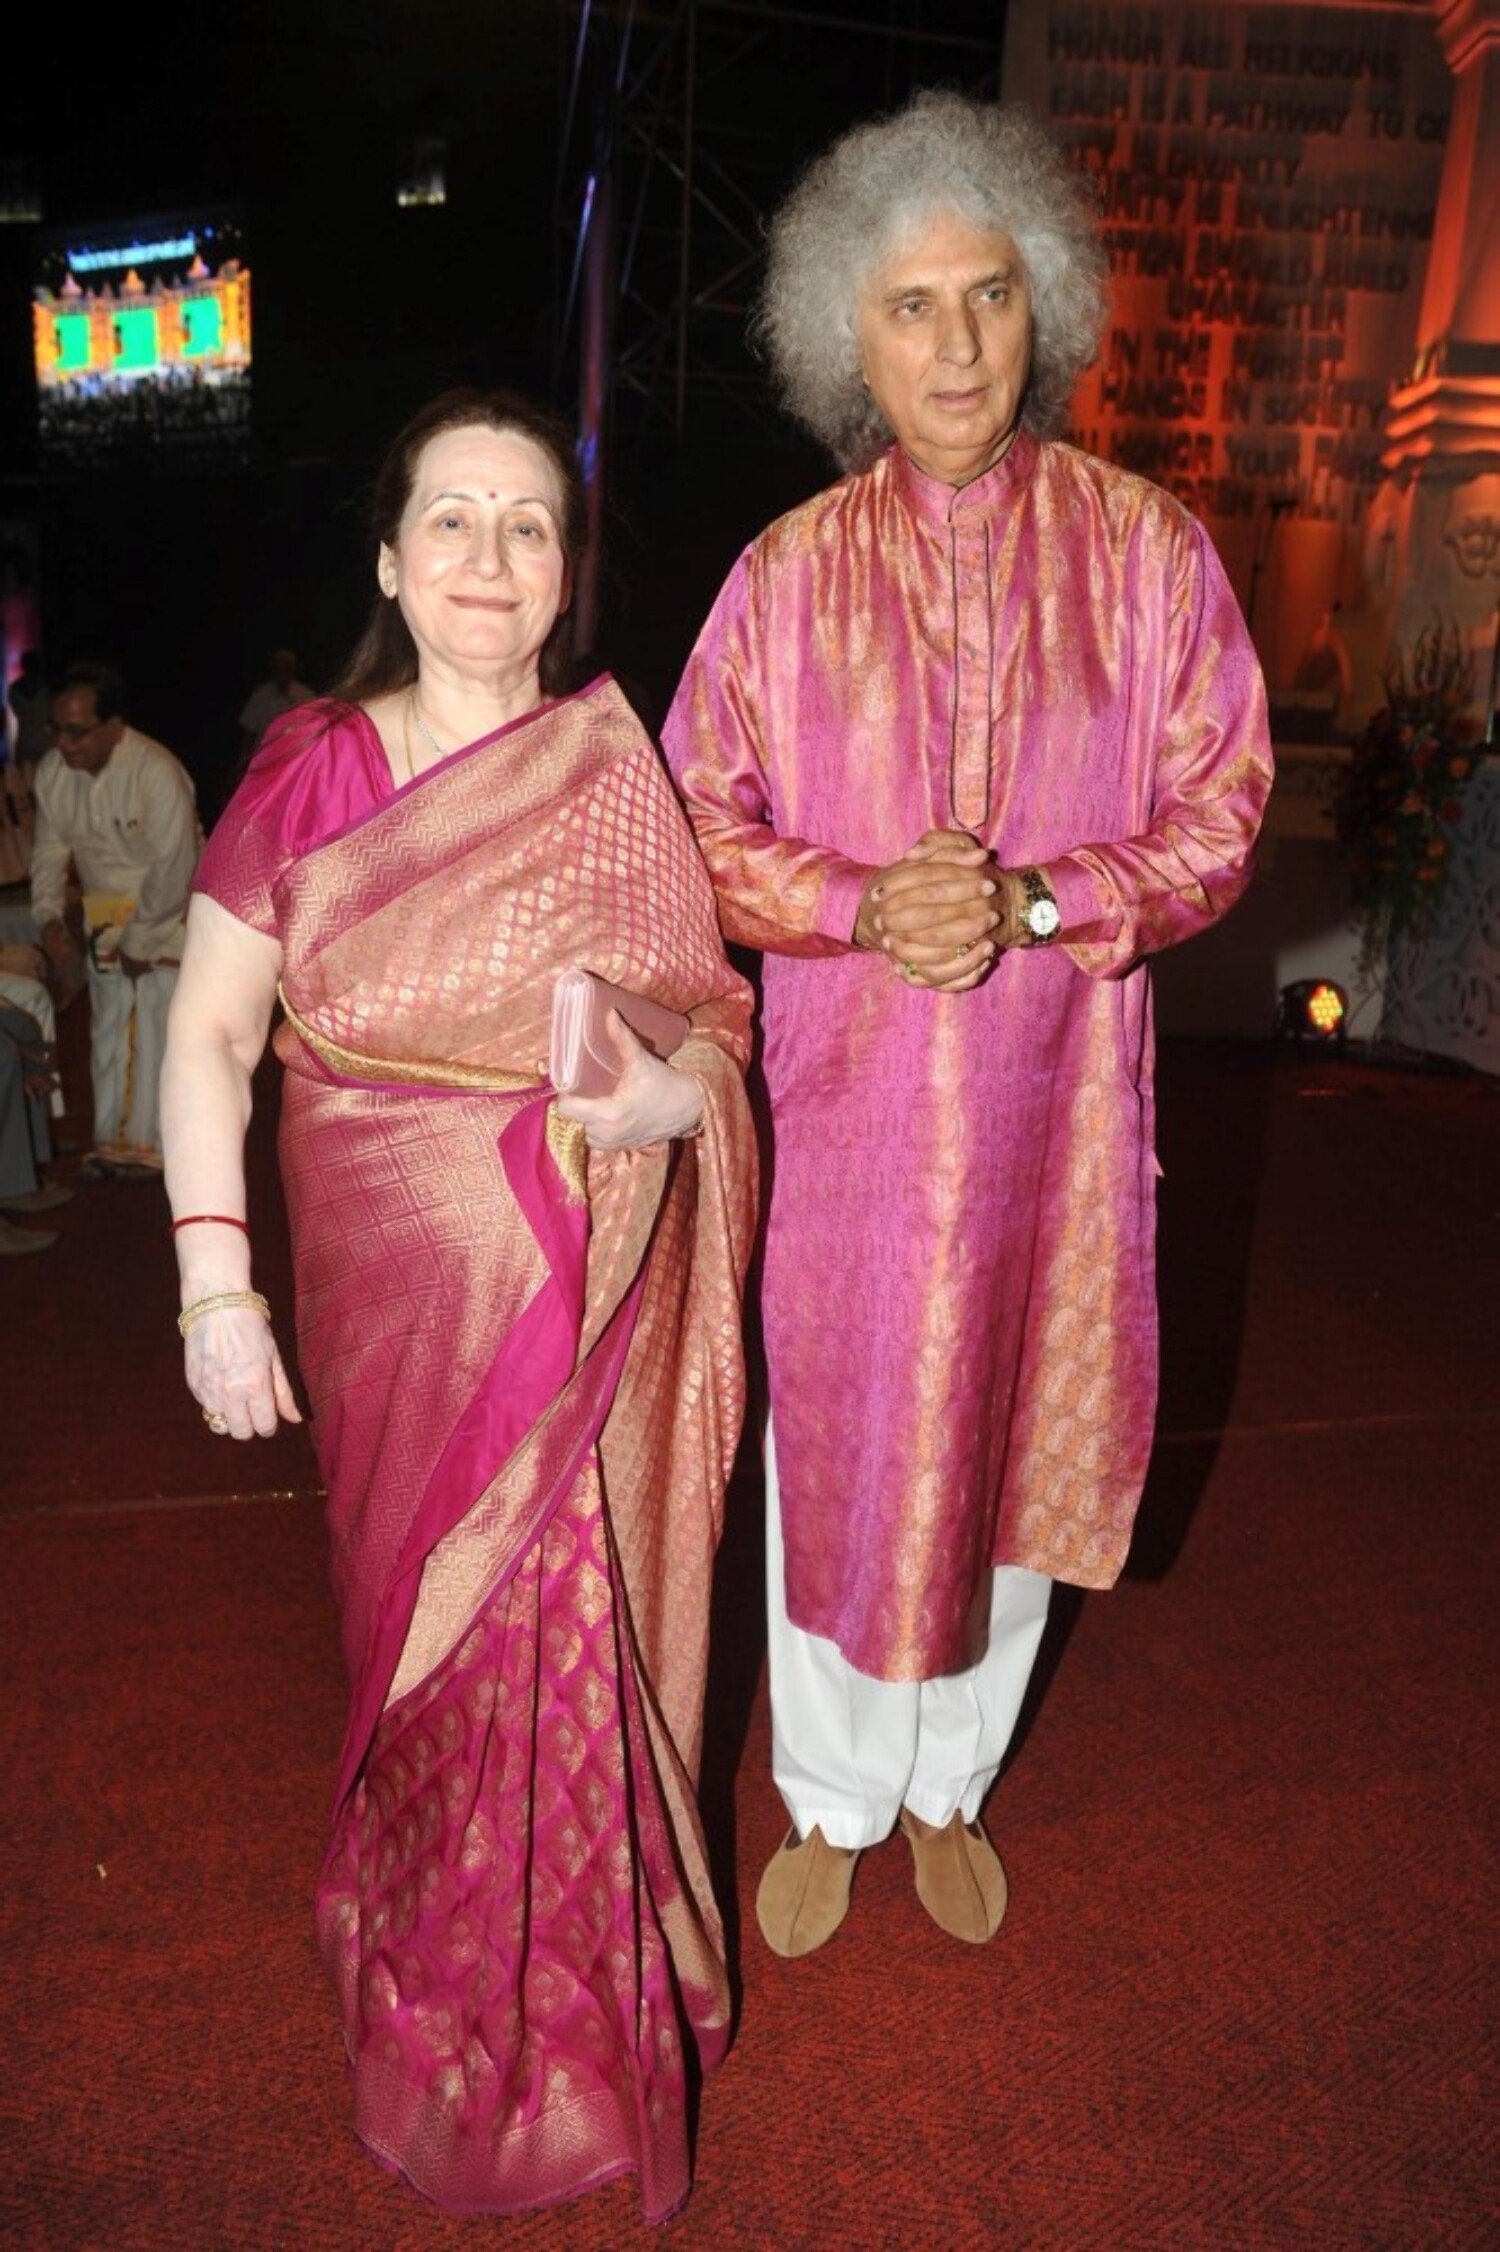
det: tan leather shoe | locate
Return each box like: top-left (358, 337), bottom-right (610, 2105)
top-left (0, 1180), bottom-right (75, 1213)
top-left (755, 1825), bottom-right (860, 1958)
top-left (0, 1215), bottom-right (57, 1256)
top-left (898, 1806), bottom-right (1008, 1943)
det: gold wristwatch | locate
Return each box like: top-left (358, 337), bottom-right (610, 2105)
top-left (1018, 866), bottom-right (1060, 945)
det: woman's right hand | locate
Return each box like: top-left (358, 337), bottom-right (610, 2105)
top-left (556, 1011), bottom-right (705, 1148)
top-left (186, 1306), bottom-right (304, 1440)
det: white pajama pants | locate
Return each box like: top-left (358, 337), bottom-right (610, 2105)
top-left (765, 1419), bottom-right (1053, 1851)
top-left (87, 957), bottom-right (176, 1164)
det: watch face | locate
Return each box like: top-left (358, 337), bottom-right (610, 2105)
top-left (1028, 896), bottom-right (1061, 938)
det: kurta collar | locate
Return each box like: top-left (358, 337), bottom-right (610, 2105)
top-left (887, 426), bottom-right (1038, 523)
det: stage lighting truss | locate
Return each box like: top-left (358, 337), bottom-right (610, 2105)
top-left (1276, 977), bottom-right (1349, 1047)
top-left (553, 2), bottom-right (1003, 446)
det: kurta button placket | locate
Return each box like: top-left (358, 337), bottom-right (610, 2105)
top-left (949, 497), bottom-right (994, 831)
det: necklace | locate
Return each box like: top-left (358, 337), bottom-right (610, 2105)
top-left (403, 685), bottom-right (446, 779)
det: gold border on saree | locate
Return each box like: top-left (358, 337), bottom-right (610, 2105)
top-left (278, 986), bottom-right (542, 1095)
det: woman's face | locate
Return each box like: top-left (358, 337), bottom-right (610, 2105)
top-left (380, 425), bottom-right (570, 687)
top-left (856, 209), bottom-right (1033, 488)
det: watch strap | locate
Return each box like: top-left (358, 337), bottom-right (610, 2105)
top-left (1019, 865), bottom-right (1060, 945)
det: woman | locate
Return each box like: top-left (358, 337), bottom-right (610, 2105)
top-left (162, 388), bottom-right (757, 2221)
top-left (662, 95), bottom-right (1273, 1958)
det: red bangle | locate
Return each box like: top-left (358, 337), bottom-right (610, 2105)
top-left (171, 1213), bottom-right (250, 1235)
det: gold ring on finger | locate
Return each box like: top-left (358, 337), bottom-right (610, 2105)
top-left (203, 1409), bottom-right (230, 1435)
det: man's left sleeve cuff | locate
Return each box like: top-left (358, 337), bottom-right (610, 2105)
top-left (1043, 857), bottom-right (1125, 948)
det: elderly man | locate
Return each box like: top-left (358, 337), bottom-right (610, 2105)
top-left (31, 660), bottom-right (200, 1178)
top-left (663, 93), bottom-right (1273, 1958)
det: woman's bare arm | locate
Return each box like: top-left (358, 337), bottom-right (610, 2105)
top-left (161, 894), bottom-right (302, 1436)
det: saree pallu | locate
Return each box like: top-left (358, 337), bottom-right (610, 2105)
top-left (244, 680), bottom-right (756, 2220)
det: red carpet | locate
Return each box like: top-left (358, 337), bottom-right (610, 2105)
top-left (2, 1036), bottom-right (1495, 2249)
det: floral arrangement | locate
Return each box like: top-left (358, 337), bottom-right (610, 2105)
top-left (1333, 619), bottom-right (1480, 974)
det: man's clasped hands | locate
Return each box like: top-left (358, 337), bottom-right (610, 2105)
top-left (854, 828), bottom-right (1029, 992)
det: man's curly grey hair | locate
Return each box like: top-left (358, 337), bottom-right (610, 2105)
top-left (753, 91), bottom-right (1109, 470)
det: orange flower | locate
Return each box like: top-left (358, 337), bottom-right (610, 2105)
top-left (1449, 757), bottom-right (1471, 779)
top-left (1399, 791), bottom-right (1425, 815)
top-left (1425, 836), bottom-right (1447, 857)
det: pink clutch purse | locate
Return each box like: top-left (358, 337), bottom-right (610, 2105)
top-left (549, 967), bottom-right (691, 1099)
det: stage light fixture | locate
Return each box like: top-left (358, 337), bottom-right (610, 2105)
top-left (1276, 978), bottom-right (1348, 1048)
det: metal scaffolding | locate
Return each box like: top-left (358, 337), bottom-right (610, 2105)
top-left (554, 1), bottom-right (1005, 638)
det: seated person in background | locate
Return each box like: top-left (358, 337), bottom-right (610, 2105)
top-left (236, 645), bottom-right (315, 762)
top-left (0, 999), bottom-right (69, 1254)
top-left (0, 936), bottom-right (68, 1144)
top-left (7, 647), bottom-right (50, 776)
top-left (30, 662), bottom-right (200, 1180)
top-left (0, 759), bottom-right (34, 889)
top-left (1, 649), bottom-right (48, 886)
top-left (161, 386), bottom-right (757, 2225)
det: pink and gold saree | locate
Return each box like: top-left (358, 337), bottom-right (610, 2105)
top-left (196, 678), bottom-right (756, 2221)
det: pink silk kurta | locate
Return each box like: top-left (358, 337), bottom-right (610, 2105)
top-left (195, 680), bottom-right (757, 2223)
top-left (662, 432), bottom-right (1273, 1682)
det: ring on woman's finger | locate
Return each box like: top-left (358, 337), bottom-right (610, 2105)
top-left (902, 961), bottom-right (919, 978)
top-left (203, 1408), bottom-right (230, 1435)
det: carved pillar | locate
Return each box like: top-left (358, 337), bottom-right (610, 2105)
top-left (1369, 0), bottom-right (1500, 711)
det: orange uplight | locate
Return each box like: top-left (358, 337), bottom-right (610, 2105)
top-left (1276, 978), bottom-right (1350, 1048)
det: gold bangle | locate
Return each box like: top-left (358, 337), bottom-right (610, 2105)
top-left (178, 1290), bottom-right (271, 1338)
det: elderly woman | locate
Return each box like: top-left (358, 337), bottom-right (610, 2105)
top-left (662, 94), bottom-right (1273, 1959)
top-left (161, 388), bottom-right (757, 2221)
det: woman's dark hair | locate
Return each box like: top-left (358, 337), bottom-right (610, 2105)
top-left (330, 387), bottom-right (587, 703)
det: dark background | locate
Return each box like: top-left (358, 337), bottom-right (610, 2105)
top-left (0, 1), bottom-right (1006, 815)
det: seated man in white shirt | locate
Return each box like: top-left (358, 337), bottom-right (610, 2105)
top-left (31, 661), bottom-right (201, 1179)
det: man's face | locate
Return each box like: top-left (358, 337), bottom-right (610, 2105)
top-left (856, 208), bottom-right (1034, 489)
top-left (48, 687), bottom-right (124, 775)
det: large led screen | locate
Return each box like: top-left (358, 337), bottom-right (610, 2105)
top-left (33, 212), bottom-right (250, 469)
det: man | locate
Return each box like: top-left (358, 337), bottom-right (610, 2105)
top-left (662, 95), bottom-right (1272, 1957)
top-left (0, 999), bottom-right (67, 1254)
top-left (237, 645), bottom-right (314, 762)
top-left (2, 647), bottom-right (47, 886)
top-left (31, 661), bottom-right (200, 1178)
top-left (7, 648), bottom-right (50, 773)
